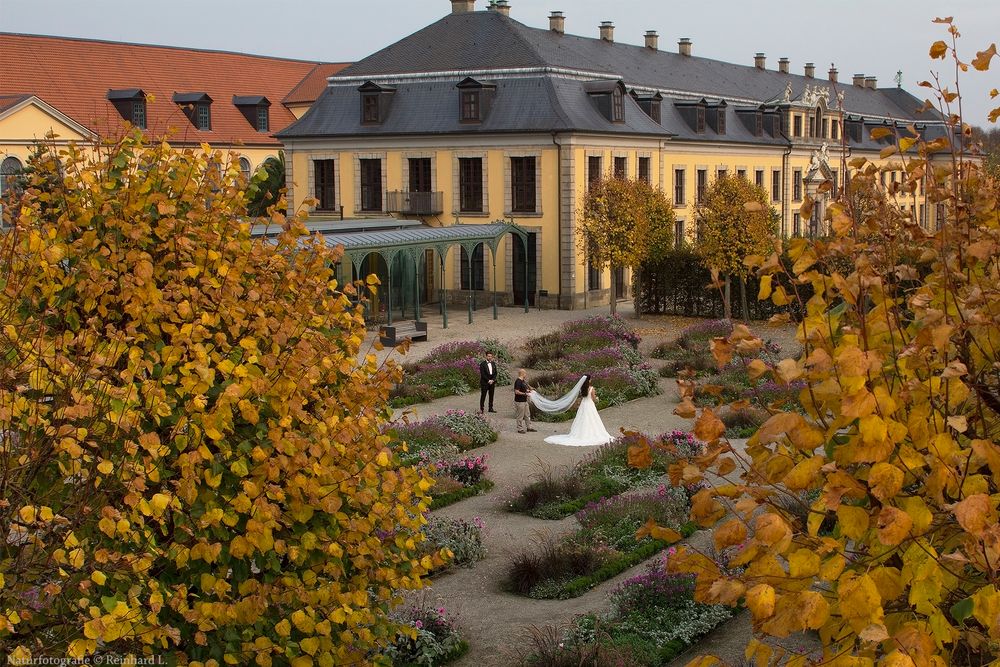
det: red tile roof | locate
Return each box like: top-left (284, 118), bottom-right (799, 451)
top-left (0, 33), bottom-right (350, 146)
top-left (0, 94), bottom-right (32, 114)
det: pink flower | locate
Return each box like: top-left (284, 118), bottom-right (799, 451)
top-left (414, 620), bottom-right (423, 629)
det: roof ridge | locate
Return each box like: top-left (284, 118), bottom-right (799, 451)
top-left (0, 32), bottom-right (336, 65)
top-left (498, 14), bottom-right (551, 69)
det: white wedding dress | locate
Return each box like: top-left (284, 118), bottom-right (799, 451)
top-left (537, 386), bottom-right (614, 447)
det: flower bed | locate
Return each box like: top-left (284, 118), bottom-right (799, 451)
top-left (557, 555), bottom-right (734, 665)
top-left (390, 339), bottom-right (513, 408)
top-left (522, 316), bottom-right (659, 423)
top-left (504, 485), bottom-right (694, 599)
top-left (652, 319), bottom-right (733, 377)
top-left (386, 411), bottom-right (497, 510)
top-left (385, 602), bottom-right (468, 666)
top-left (508, 431), bottom-right (702, 519)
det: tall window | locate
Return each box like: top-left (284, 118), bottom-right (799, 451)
top-left (822, 118), bottom-right (829, 139)
top-left (696, 169), bottom-right (707, 203)
top-left (0, 156), bottom-right (23, 197)
top-left (755, 112), bottom-right (763, 136)
top-left (588, 156), bottom-right (602, 190)
top-left (613, 156), bottom-right (627, 180)
top-left (638, 157), bottom-right (651, 184)
top-left (832, 172), bottom-right (839, 198)
top-left (674, 219), bottom-right (685, 248)
top-left (717, 109), bottom-right (726, 135)
top-left (460, 244), bottom-right (485, 290)
top-left (588, 260), bottom-right (602, 290)
top-left (362, 94), bottom-right (379, 124)
top-left (696, 108), bottom-right (705, 133)
top-left (793, 115), bottom-right (802, 137)
top-left (459, 157), bottom-right (483, 212)
top-left (755, 169), bottom-right (765, 189)
top-left (239, 157), bottom-right (252, 183)
top-left (511, 157), bottom-right (536, 213)
top-left (793, 169), bottom-right (803, 201)
top-left (832, 120), bottom-right (840, 140)
top-left (131, 99), bottom-right (147, 129)
top-left (771, 170), bottom-right (781, 202)
top-left (650, 100), bottom-right (661, 123)
top-left (359, 158), bottom-right (382, 211)
top-left (717, 168), bottom-right (727, 180)
top-left (808, 117), bottom-right (815, 138)
top-left (793, 213), bottom-right (801, 236)
top-left (612, 88), bottom-right (624, 122)
top-left (408, 157), bottom-right (431, 193)
top-left (196, 103), bottom-right (211, 130)
top-left (674, 168), bottom-right (685, 205)
top-left (460, 90), bottom-right (480, 122)
top-left (314, 159), bottom-right (336, 211)
top-left (256, 105), bottom-right (270, 132)
top-left (737, 168), bottom-right (746, 180)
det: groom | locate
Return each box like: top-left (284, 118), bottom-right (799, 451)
top-left (479, 351), bottom-right (498, 414)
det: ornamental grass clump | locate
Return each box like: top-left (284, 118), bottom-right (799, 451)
top-left (0, 133), bottom-right (443, 664)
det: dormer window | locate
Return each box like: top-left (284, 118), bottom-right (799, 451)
top-left (717, 109), bottom-right (726, 135)
top-left (456, 77), bottom-right (495, 124)
top-left (107, 89), bottom-right (147, 129)
top-left (584, 80), bottom-right (627, 124)
top-left (362, 94), bottom-right (379, 123)
top-left (755, 111), bottom-right (763, 136)
top-left (173, 92), bottom-right (213, 131)
top-left (357, 81), bottom-right (396, 125)
top-left (696, 107), bottom-right (705, 133)
top-left (631, 91), bottom-right (662, 124)
top-left (233, 96), bottom-right (271, 132)
top-left (461, 91), bottom-right (480, 121)
top-left (612, 87), bottom-right (624, 122)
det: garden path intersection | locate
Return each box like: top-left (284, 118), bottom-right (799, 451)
top-left (376, 305), bottom-right (811, 666)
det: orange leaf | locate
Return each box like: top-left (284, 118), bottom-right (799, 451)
top-left (627, 440), bottom-right (653, 469)
top-left (868, 463), bottom-right (905, 502)
top-left (876, 506), bottom-right (912, 545)
top-left (694, 408), bottom-right (726, 443)
top-left (710, 337), bottom-right (732, 368)
top-left (950, 494), bottom-right (993, 536)
top-left (929, 40), bottom-right (949, 59)
top-left (972, 43), bottom-right (997, 71)
top-left (673, 397), bottom-right (697, 419)
top-left (714, 518), bottom-right (747, 550)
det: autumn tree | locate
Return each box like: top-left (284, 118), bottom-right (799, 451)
top-left (578, 177), bottom-right (675, 315)
top-left (0, 133), bottom-right (443, 664)
top-left (631, 21), bottom-right (1000, 666)
top-left (247, 151), bottom-right (286, 217)
top-left (695, 174), bottom-right (776, 320)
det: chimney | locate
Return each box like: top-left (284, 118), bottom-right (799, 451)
top-left (853, 73), bottom-right (865, 87)
top-left (778, 57), bottom-right (789, 74)
top-left (645, 30), bottom-right (658, 50)
top-left (865, 76), bottom-right (877, 89)
top-left (494, 0), bottom-right (510, 16)
top-left (600, 21), bottom-right (614, 42)
top-left (829, 66), bottom-right (838, 83)
top-left (754, 53), bottom-right (766, 69)
top-left (549, 10), bottom-right (564, 34)
top-left (804, 62), bottom-right (815, 78)
top-left (678, 37), bottom-right (692, 56)
top-left (451, 0), bottom-right (475, 13)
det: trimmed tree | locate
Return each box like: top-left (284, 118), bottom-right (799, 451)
top-left (694, 174), bottom-right (775, 320)
top-left (0, 134), bottom-right (443, 664)
top-left (578, 177), bottom-right (674, 315)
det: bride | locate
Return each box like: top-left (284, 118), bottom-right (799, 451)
top-left (529, 375), bottom-right (614, 447)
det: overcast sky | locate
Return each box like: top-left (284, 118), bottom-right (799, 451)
top-left (4, 0), bottom-right (998, 124)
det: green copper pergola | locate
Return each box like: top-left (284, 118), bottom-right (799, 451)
top-left (315, 221), bottom-right (531, 327)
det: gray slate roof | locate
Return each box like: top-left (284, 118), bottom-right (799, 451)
top-left (336, 11), bottom-right (928, 121)
top-left (281, 76), bottom-right (669, 138)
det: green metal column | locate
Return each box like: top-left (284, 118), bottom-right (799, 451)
top-left (440, 253), bottom-right (448, 329)
top-left (414, 250), bottom-right (421, 322)
top-left (523, 233), bottom-right (530, 313)
top-left (467, 244), bottom-right (474, 325)
top-left (491, 244), bottom-right (498, 320)
top-left (386, 254), bottom-right (393, 326)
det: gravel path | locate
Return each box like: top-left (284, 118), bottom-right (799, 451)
top-left (378, 304), bottom-right (803, 666)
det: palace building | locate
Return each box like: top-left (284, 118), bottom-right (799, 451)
top-left (0, 32), bottom-right (347, 198)
top-left (278, 0), bottom-right (950, 312)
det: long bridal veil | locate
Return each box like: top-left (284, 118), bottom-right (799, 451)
top-left (528, 376), bottom-right (588, 414)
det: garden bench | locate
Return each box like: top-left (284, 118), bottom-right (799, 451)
top-left (379, 320), bottom-right (428, 347)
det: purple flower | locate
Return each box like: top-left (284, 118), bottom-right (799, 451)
top-left (414, 620), bottom-right (423, 629)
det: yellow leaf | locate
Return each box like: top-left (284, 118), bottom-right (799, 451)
top-left (18, 506), bottom-right (36, 524)
top-left (746, 583), bottom-right (775, 619)
top-left (868, 463), bottom-right (904, 502)
top-left (785, 456), bottom-right (824, 491)
top-left (838, 572), bottom-right (885, 633)
top-left (788, 549), bottom-right (820, 578)
top-left (300, 636), bottom-right (320, 656)
top-left (275, 618), bottom-right (291, 637)
top-left (91, 571), bottom-right (107, 586)
top-left (930, 40), bottom-right (949, 59)
top-left (97, 460), bottom-right (114, 475)
top-left (838, 505), bottom-right (870, 540)
top-left (758, 275), bottom-right (773, 300)
top-left (375, 451), bottom-right (390, 467)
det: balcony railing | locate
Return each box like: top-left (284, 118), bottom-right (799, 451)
top-left (387, 190), bottom-right (444, 216)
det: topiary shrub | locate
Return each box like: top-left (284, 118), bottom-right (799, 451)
top-left (0, 134), bottom-right (443, 664)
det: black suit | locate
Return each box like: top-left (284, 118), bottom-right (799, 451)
top-left (479, 360), bottom-right (498, 411)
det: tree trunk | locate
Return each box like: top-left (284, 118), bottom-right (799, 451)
top-left (634, 267), bottom-right (642, 318)
top-left (723, 274), bottom-right (732, 320)
top-left (610, 266), bottom-right (617, 315)
top-left (740, 275), bottom-right (749, 322)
